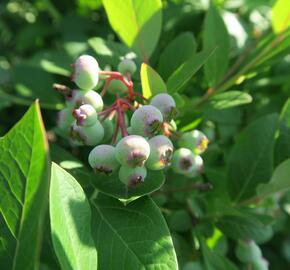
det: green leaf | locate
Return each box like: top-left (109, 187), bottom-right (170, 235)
top-left (50, 143), bottom-right (92, 187)
top-left (91, 193), bottom-right (178, 270)
top-left (257, 159), bottom-right (290, 197)
top-left (227, 114), bottom-right (279, 202)
top-left (201, 240), bottom-right (238, 270)
top-left (167, 48), bottom-right (215, 94)
top-left (203, 4), bottom-right (230, 87)
top-left (141, 63), bottom-right (167, 99)
top-left (158, 32), bottom-right (197, 79)
top-left (102, 0), bottom-right (162, 60)
top-left (207, 91), bottom-right (253, 110)
top-left (272, 0), bottom-right (290, 34)
top-left (91, 170), bottom-right (165, 203)
top-left (50, 163), bottom-right (98, 270)
top-left (0, 101), bottom-right (50, 270)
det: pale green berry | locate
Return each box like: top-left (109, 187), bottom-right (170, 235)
top-left (108, 79), bottom-right (127, 95)
top-left (73, 55), bottom-right (99, 90)
top-left (150, 93), bottom-right (177, 121)
top-left (186, 155), bottom-right (204, 178)
top-left (235, 239), bottom-right (262, 263)
top-left (66, 90), bottom-right (103, 112)
top-left (72, 104), bottom-right (98, 126)
top-left (146, 135), bottom-right (174, 170)
top-left (101, 118), bottom-right (114, 143)
top-left (131, 105), bottom-right (163, 137)
top-left (88, 145), bottom-right (119, 174)
top-left (57, 108), bottom-right (74, 136)
top-left (70, 120), bottom-right (104, 146)
top-left (178, 130), bottom-right (209, 155)
top-left (118, 58), bottom-right (136, 75)
top-left (115, 135), bottom-right (150, 167)
top-left (171, 148), bottom-right (197, 175)
top-left (252, 258), bottom-right (269, 270)
top-left (119, 165), bottom-right (147, 186)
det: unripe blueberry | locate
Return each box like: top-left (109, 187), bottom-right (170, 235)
top-left (252, 258), bottom-right (269, 270)
top-left (235, 239), bottom-right (262, 263)
top-left (171, 148), bottom-right (197, 175)
top-left (72, 104), bottom-right (98, 126)
top-left (57, 108), bottom-right (74, 136)
top-left (115, 135), bottom-right (150, 167)
top-left (150, 93), bottom-right (177, 121)
top-left (118, 58), bottom-right (137, 75)
top-left (101, 118), bottom-right (114, 143)
top-left (66, 90), bottom-right (104, 112)
top-left (146, 135), bottom-right (174, 170)
top-left (186, 155), bottom-right (204, 178)
top-left (130, 105), bottom-right (163, 137)
top-left (178, 130), bottom-right (209, 155)
top-left (88, 145), bottom-right (119, 174)
top-left (70, 120), bottom-right (104, 146)
top-left (119, 165), bottom-right (147, 186)
top-left (73, 55), bottom-right (99, 90)
top-left (108, 79), bottom-right (127, 95)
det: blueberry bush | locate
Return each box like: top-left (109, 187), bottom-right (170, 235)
top-left (0, 0), bottom-right (290, 269)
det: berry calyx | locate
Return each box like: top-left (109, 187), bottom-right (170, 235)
top-left (178, 130), bottom-right (209, 154)
top-left (72, 55), bottom-right (99, 90)
top-left (119, 165), bottom-right (147, 186)
top-left (146, 135), bottom-right (174, 170)
top-left (186, 155), bottom-right (204, 178)
top-left (115, 135), bottom-right (150, 167)
top-left (88, 145), bottom-right (119, 174)
top-left (150, 93), bottom-right (177, 121)
top-left (72, 104), bottom-right (98, 126)
top-left (130, 105), bottom-right (163, 137)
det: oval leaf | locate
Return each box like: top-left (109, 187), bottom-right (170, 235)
top-left (272, 0), bottom-right (290, 34)
top-left (50, 163), bottom-right (98, 270)
top-left (141, 63), bottom-right (167, 99)
top-left (0, 101), bottom-right (49, 270)
top-left (102, 0), bottom-right (162, 60)
top-left (91, 193), bottom-right (178, 270)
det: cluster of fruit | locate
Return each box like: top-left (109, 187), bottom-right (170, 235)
top-left (235, 239), bottom-right (269, 270)
top-left (56, 54), bottom-right (209, 186)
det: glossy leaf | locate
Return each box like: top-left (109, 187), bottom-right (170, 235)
top-left (50, 163), bottom-right (98, 270)
top-left (167, 48), bottom-right (215, 94)
top-left (272, 0), bottom-right (290, 34)
top-left (207, 91), bottom-right (253, 110)
top-left (91, 193), bottom-right (178, 270)
top-left (0, 101), bottom-right (50, 270)
top-left (158, 32), bottom-right (197, 79)
top-left (141, 63), bottom-right (167, 99)
top-left (227, 114), bottom-right (279, 202)
top-left (102, 0), bottom-right (162, 59)
top-left (90, 170), bottom-right (165, 202)
top-left (203, 4), bottom-right (230, 87)
top-left (257, 159), bottom-right (290, 197)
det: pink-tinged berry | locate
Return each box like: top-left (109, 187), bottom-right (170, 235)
top-left (88, 145), bottom-right (119, 174)
top-left (171, 148), bottom-right (196, 175)
top-left (117, 58), bottom-right (137, 75)
top-left (72, 55), bottom-right (99, 90)
top-left (150, 93), bottom-right (177, 121)
top-left (70, 120), bottom-right (104, 146)
top-left (146, 135), bottom-right (174, 170)
top-left (130, 105), bottom-right (163, 137)
top-left (72, 104), bottom-right (98, 126)
top-left (115, 135), bottom-right (150, 167)
top-left (57, 108), bottom-right (74, 136)
top-left (185, 155), bottom-right (204, 178)
top-left (119, 165), bottom-right (147, 186)
top-left (178, 130), bottom-right (209, 154)
top-left (108, 79), bottom-right (127, 95)
top-left (66, 90), bottom-right (104, 112)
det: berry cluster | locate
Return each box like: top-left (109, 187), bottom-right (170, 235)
top-left (56, 54), bottom-right (209, 186)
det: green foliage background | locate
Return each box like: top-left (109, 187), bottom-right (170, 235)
top-left (0, 0), bottom-right (290, 269)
